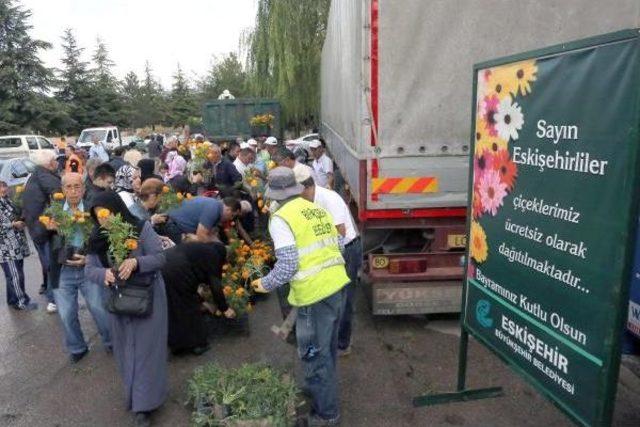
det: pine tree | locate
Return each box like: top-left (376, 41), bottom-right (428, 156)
top-left (56, 28), bottom-right (93, 132)
top-left (168, 63), bottom-right (198, 127)
top-left (88, 37), bottom-right (121, 126)
top-left (199, 52), bottom-right (247, 102)
top-left (0, 0), bottom-right (53, 133)
top-left (138, 61), bottom-right (164, 128)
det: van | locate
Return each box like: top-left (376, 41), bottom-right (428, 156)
top-left (77, 126), bottom-right (121, 151)
top-left (0, 135), bottom-right (57, 160)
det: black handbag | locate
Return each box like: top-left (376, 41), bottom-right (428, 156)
top-left (106, 273), bottom-right (155, 317)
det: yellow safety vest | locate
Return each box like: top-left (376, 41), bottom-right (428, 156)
top-left (273, 197), bottom-right (349, 307)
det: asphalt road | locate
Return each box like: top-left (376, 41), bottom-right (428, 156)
top-left (1, 250), bottom-right (639, 426)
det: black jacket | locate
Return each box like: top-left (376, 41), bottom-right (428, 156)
top-left (22, 166), bottom-right (61, 244)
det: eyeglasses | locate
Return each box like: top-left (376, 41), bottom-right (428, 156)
top-left (63, 185), bottom-right (83, 191)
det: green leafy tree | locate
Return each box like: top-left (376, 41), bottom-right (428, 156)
top-left (0, 0), bottom-right (53, 133)
top-left (244, 0), bottom-right (331, 131)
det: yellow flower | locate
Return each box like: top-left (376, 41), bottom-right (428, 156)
top-left (223, 286), bottom-right (233, 297)
top-left (125, 239), bottom-right (138, 251)
top-left (39, 215), bottom-right (50, 225)
top-left (249, 179), bottom-right (258, 187)
top-left (15, 185), bottom-right (24, 194)
top-left (267, 161), bottom-right (276, 170)
top-left (235, 287), bottom-right (246, 297)
top-left (53, 192), bottom-right (65, 201)
top-left (485, 65), bottom-right (518, 100)
top-left (510, 60), bottom-right (537, 97)
top-left (186, 193), bottom-right (193, 199)
top-left (97, 208), bottom-right (111, 219)
top-left (162, 186), bottom-right (170, 194)
top-left (475, 118), bottom-right (508, 155)
top-left (470, 221), bottom-right (488, 263)
top-left (176, 192), bottom-right (184, 201)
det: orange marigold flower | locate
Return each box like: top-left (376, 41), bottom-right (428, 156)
top-left (53, 192), bottom-right (65, 201)
top-left (162, 186), bottom-right (170, 194)
top-left (186, 193), bottom-right (193, 199)
top-left (97, 208), bottom-right (111, 219)
top-left (235, 287), bottom-right (245, 297)
top-left (242, 270), bottom-right (250, 279)
top-left (223, 286), bottom-right (233, 296)
top-left (176, 192), bottom-right (184, 201)
top-left (39, 215), bottom-right (50, 225)
top-left (125, 239), bottom-right (138, 251)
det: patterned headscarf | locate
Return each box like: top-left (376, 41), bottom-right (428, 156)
top-left (115, 164), bottom-right (137, 192)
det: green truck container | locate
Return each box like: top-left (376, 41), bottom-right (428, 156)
top-left (202, 99), bottom-right (282, 142)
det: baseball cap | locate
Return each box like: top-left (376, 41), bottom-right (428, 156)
top-left (265, 136), bottom-right (278, 146)
top-left (247, 138), bottom-right (258, 147)
top-left (309, 140), bottom-right (322, 149)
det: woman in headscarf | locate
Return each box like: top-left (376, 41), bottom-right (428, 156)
top-left (138, 178), bottom-right (183, 244)
top-left (115, 165), bottom-right (147, 221)
top-left (84, 191), bottom-right (167, 427)
top-left (163, 151), bottom-right (186, 183)
top-left (137, 159), bottom-right (162, 183)
top-left (162, 240), bottom-right (235, 355)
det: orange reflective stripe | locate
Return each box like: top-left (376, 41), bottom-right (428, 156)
top-left (372, 177), bottom-right (438, 194)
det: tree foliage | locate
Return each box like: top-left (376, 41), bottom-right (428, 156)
top-left (244, 0), bottom-right (331, 130)
top-left (0, 0), bottom-right (53, 133)
top-left (198, 52), bottom-right (247, 102)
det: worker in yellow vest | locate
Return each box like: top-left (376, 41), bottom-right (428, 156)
top-left (252, 167), bottom-right (348, 426)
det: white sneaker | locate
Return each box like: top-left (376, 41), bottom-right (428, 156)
top-left (46, 303), bottom-right (57, 313)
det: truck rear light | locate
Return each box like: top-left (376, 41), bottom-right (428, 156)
top-left (389, 258), bottom-right (427, 274)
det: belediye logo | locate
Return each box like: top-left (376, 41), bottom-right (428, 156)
top-left (476, 299), bottom-right (493, 328)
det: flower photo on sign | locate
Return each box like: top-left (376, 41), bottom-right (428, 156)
top-left (469, 59), bottom-right (537, 264)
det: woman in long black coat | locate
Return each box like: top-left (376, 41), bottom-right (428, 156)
top-left (162, 241), bottom-right (235, 355)
top-left (85, 191), bottom-right (167, 427)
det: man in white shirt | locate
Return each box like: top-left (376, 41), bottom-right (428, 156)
top-left (309, 139), bottom-right (334, 189)
top-left (296, 167), bottom-right (361, 356)
top-left (233, 147), bottom-right (255, 177)
top-left (88, 136), bottom-right (109, 163)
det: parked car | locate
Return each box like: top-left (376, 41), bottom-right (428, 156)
top-left (0, 157), bottom-right (36, 188)
top-left (0, 135), bottom-right (57, 160)
top-left (77, 126), bottom-right (121, 151)
top-left (122, 135), bottom-right (148, 153)
top-left (285, 133), bottom-right (318, 163)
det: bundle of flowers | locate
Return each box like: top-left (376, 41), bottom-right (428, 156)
top-left (96, 208), bottom-right (138, 266)
top-left (39, 193), bottom-right (93, 245)
top-left (157, 185), bottom-right (191, 213)
top-left (187, 363), bottom-right (299, 427)
top-left (249, 113), bottom-right (275, 128)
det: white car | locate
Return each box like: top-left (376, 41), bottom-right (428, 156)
top-left (77, 126), bottom-right (121, 151)
top-left (286, 133), bottom-right (319, 163)
top-left (0, 157), bottom-right (36, 188)
top-left (0, 135), bottom-right (57, 160)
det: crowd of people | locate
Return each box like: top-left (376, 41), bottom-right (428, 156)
top-left (0, 131), bottom-right (360, 427)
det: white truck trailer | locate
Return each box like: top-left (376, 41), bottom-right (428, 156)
top-left (320, 0), bottom-right (640, 315)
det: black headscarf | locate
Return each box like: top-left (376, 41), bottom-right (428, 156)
top-left (87, 191), bottom-right (145, 267)
top-left (138, 158), bottom-right (160, 182)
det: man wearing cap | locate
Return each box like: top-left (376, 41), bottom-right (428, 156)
top-left (272, 148), bottom-right (315, 183)
top-left (261, 136), bottom-right (278, 163)
top-left (252, 167), bottom-right (348, 426)
top-left (310, 139), bottom-right (334, 189)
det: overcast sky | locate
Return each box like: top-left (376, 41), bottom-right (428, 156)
top-left (20, 0), bottom-right (258, 88)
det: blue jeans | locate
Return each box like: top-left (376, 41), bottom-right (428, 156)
top-left (1, 259), bottom-right (30, 307)
top-left (34, 240), bottom-right (55, 303)
top-left (53, 266), bottom-right (111, 355)
top-left (338, 238), bottom-right (362, 350)
top-left (296, 288), bottom-right (345, 420)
